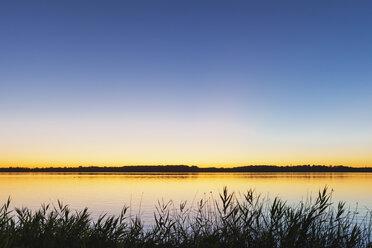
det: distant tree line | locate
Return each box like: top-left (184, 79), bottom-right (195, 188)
top-left (1, 165), bottom-right (372, 173)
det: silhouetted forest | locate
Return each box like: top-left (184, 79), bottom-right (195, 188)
top-left (1, 165), bottom-right (372, 173)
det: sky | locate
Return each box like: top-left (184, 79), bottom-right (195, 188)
top-left (0, 0), bottom-right (371, 167)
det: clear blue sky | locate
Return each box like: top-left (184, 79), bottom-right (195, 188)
top-left (0, 1), bottom-right (371, 166)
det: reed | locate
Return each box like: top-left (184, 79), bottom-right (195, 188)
top-left (0, 187), bottom-right (371, 248)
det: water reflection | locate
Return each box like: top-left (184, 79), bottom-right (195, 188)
top-left (0, 173), bottom-right (371, 223)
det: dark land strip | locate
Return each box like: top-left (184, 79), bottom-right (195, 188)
top-left (1, 165), bottom-right (372, 173)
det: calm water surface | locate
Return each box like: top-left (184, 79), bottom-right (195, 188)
top-left (1, 173), bottom-right (371, 223)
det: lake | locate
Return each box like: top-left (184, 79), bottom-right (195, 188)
top-left (1, 172), bottom-right (371, 224)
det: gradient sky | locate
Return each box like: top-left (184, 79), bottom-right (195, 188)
top-left (1, 0), bottom-right (371, 167)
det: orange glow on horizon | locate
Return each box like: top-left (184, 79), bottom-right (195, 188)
top-left (0, 159), bottom-right (371, 168)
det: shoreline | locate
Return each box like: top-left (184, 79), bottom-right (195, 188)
top-left (1, 165), bottom-right (372, 173)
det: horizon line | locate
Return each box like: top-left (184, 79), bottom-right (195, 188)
top-left (2, 164), bottom-right (372, 173)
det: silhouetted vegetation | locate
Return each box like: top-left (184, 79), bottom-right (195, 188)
top-left (1, 187), bottom-right (371, 247)
top-left (1, 165), bottom-right (372, 173)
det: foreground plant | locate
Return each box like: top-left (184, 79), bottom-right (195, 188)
top-left (0, 187), bottom-right (371, 248)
